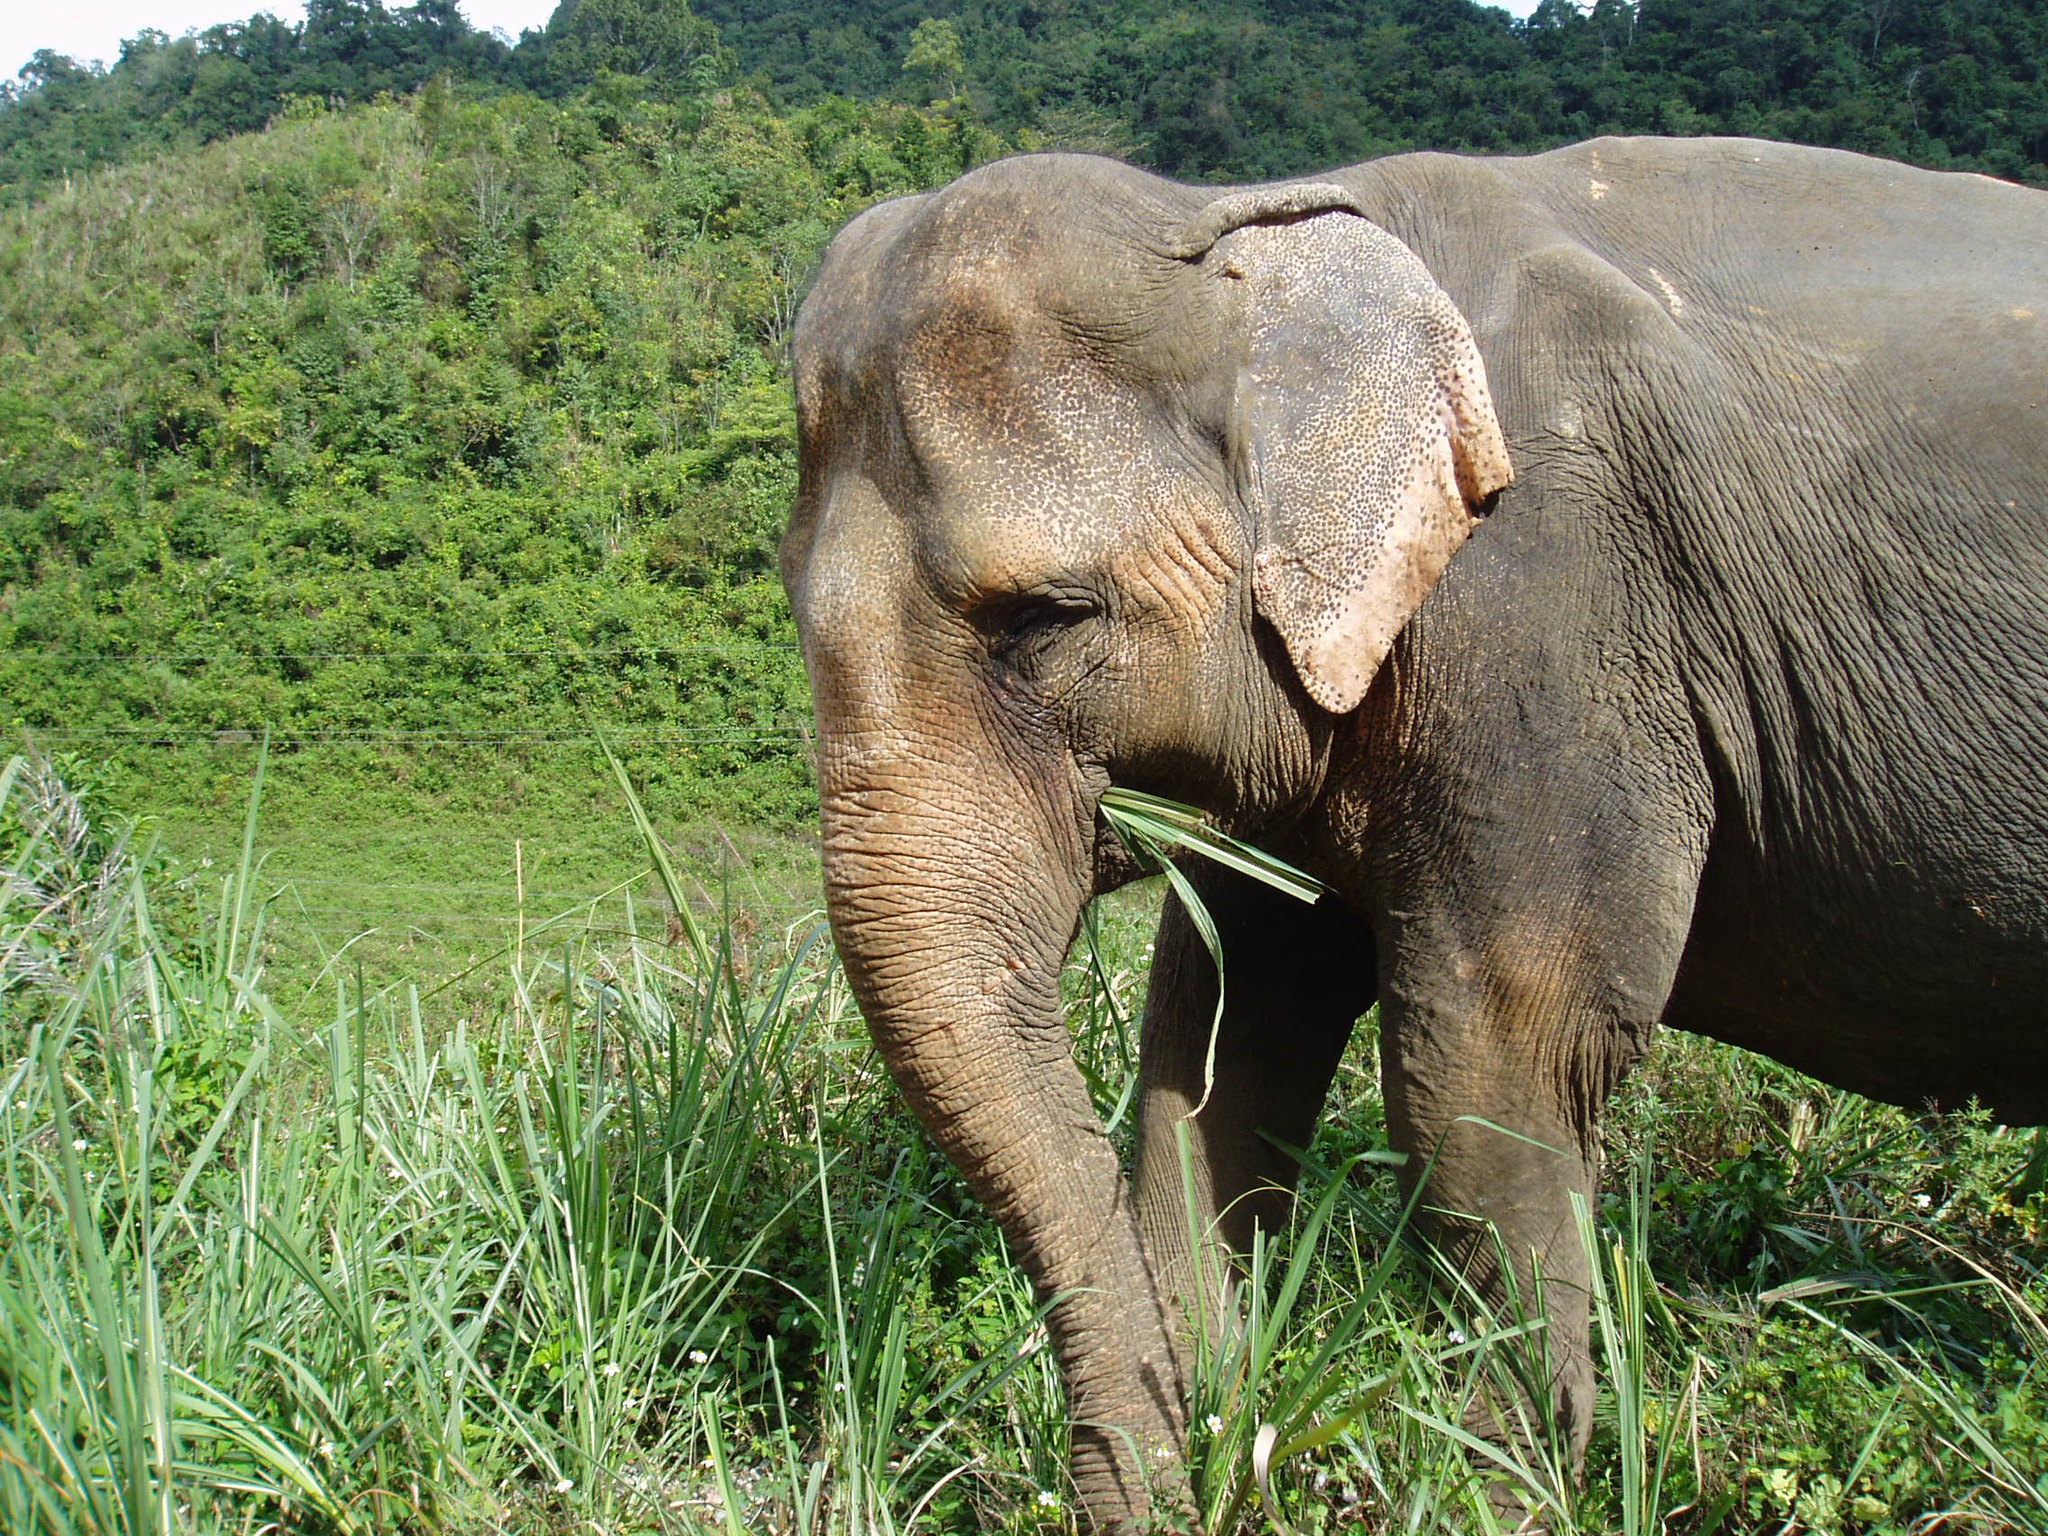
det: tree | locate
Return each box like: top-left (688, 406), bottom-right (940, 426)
top-left (542, 0), bottom-right (729, 97)
top-left (903, 17), bottom-right (965, 105)
top-left (17, 50), bottom-right (96, 91)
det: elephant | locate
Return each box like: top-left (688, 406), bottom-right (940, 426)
top-left (779, 135), bottom-right (2048, 1529)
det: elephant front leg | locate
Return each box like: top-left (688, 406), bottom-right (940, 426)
top-left (1377, 904), bottom-right (1681, 1503)
top-left (1130, 866), bottom-right (1377, 1334)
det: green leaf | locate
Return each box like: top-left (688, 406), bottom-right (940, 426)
top-left (1097, 787), bottom-right (1326, 905)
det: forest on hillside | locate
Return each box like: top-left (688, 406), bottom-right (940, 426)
top-left (698, 0), bottom-right (2048, 181)
top-left (0, 77), bottom-right (1009, 829)
top-left (6, 0), bottom-right (2047, 201)
top-left (1, 0), bottom-right (2045, 832)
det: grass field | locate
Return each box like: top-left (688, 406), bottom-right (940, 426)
top-left (76, 741), bottom-right (823, 1011)
top-left (4, 747), bottom-right (2047, 1534)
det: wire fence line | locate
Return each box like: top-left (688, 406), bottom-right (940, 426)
top-left (251, 895), bottom-right (828, 944)
top-left (279, 898), bottom-right (824, 921)
top-left (266, 875), bottom-right (654, 899)
top-left (19, 728), bottom-right (811, 747)
top-left (246, 868), bottom-right (826, 915)
top-left (284, 902), bottom-right (826, 926)
top-left (271, 878), bottom-right (825, 909)
top-left (286, 904), bottom-right (630, 922)
top-left (284, 909), bottom-right (827, 933)
top-left (278, 903), bottom-right (828, 943)
top-left (287, 924), bottom-right (642, 944)
top-left (1, 643), bottom-right (801, 664)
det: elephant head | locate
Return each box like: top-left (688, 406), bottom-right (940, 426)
top-left (782, 153), bottom-right (1510, 1528)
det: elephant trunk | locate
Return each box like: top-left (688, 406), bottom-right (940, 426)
top-left (818, 743), bottom-right (1190, 1529)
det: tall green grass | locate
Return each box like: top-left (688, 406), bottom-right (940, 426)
top-left (0, 751), bottom-right (1051, 1532)
top-left (3, 750), bottom-right (2045, 1533)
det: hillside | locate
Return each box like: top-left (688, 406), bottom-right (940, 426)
top-left (9, 0), bottom-right (2047, 198)
top-left (0, 64), bottom-right (1021, 746)
top-left (699, 0), bottom-right (2048, 181)
top-left (4, 0), bottom-right (2047, 981)
top-left (700, 0), bottom-right (2048, 180)
top-left (0, 71), bottom-right (1010, 984)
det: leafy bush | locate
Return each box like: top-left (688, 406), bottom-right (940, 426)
top-left (0, 83), bottom-right (1009, 831)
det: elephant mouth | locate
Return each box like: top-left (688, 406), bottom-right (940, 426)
top-left (1089, 811), bottom-right (1150, 897)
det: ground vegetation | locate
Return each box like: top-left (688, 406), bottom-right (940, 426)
top-left (1, 755), bottom-right (2044, 1533)
top-left (2, 1), bottom-right (2046, 1527)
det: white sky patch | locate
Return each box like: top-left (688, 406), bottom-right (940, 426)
top-left (462, 0), bottom-right (559, 43)
top-left (4, 0), bottom-right (558, 80)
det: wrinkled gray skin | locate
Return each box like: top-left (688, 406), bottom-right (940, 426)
top-left (781, 137), bottom-right (2048, 1529)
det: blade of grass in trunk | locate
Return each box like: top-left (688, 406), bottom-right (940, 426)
top-left (1098, 788), bottom-right (1326, 1117)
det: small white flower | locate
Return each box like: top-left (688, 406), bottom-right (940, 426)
top-left (554, 1477), bottom-right (573, 1493)
top-left (1447, 1328), bottom-right (1468, 1346)
top-left (319, 1440), bottom-right (336, 1460)
top-left (72, 1138), bottom-right (88, 1152)
top-left (602, 1360), bottom-right (621, 1377)
top-left (832, 1381), bottom-right (845, 1392)
top-left (689, 1348), bottom-right (709, 1365)
top-left (1914, 1192), bottom-right (1933, 1209)
top-left (1204, 1414), bottom-right (1223, 1435)
top-left (1036, 1490), bottom-right (1060, 1508)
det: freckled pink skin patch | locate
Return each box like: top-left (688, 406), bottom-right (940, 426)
top-left (1219, 209), bottom-right (1512, 714)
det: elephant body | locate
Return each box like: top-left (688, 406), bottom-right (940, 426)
top-left (782, 137), bottom-right (2048, 1528)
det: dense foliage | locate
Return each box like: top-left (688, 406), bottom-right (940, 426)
top-left (698, 0), bottom-right (2048, 182)
top-left (0, 0), bottom-right (748, 204)
top-left (0, 79), bottom-right (1006, 829)
top-left (9, 0), bottom-right (2048, 205)
top-left (0, 2), bottom-right (514, 202)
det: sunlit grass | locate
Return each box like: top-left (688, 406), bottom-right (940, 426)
top-left (3, 752), bottom-right (2045, 1533)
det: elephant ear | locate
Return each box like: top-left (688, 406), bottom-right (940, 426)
top-left (1177, 185), bottom-right (1514, 714)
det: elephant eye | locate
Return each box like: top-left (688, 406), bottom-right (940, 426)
top-left (982, 592), bottom-right (1099, 665)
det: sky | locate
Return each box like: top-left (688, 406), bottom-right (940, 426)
top-left (3, 0), bottom-right (560, 78)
